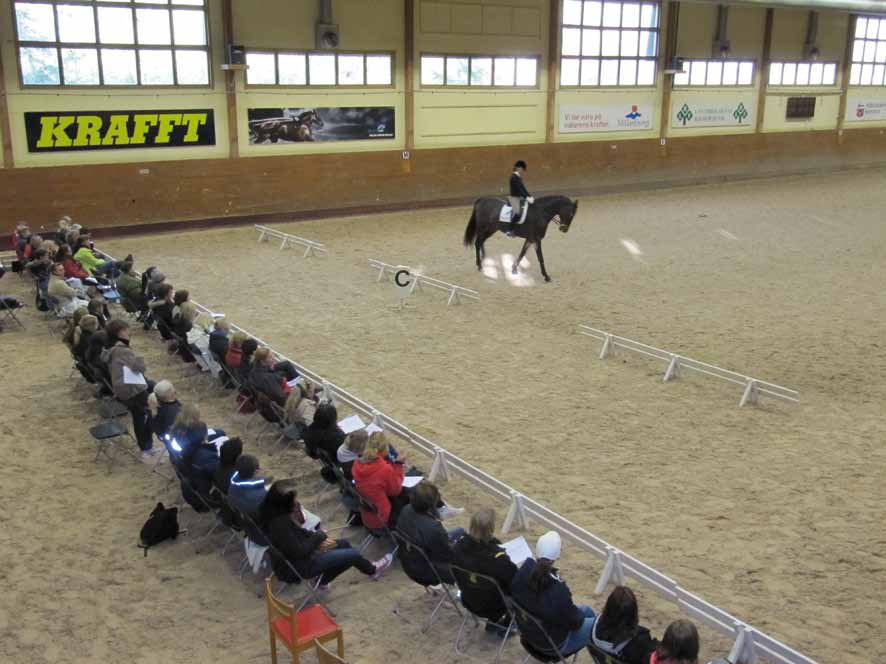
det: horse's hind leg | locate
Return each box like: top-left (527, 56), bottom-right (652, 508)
top-left (475, 239), bottom-right (483, 271)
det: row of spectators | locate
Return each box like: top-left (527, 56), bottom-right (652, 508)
top-left (24, 222), bottom-right (722, 664)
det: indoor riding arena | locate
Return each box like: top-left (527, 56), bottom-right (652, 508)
top-left (1, 2), bottom-right (884, 664)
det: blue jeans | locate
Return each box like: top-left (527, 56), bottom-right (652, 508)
top-left (559, 605), bottom-right (596, 655)
top-left (305, 539), bottom-right (375, 584)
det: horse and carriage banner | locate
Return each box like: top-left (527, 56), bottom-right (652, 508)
top-left (247, 107), bottom-right (395, 143)
top-left (845, 96), bottom-right (886, 123)
top-left (559, 103), bottom-right (654, 133)
top-left (670, 96), bottom-right (756, 128)
top-left (23, 110), bottom-right (215, 152)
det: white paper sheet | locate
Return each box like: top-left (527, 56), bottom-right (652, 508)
top-left (122, 366), bottom-right (147, 386)
top-left (365, 422), bottom-right (384, 435)
top-left (402, 475), bottom-right (424, 488)
top-left (503, 536), bottom-right (533, 566)
top-left (287, 376), bottom-right (305, 389)
top-left (338, 414), bottom-right (365, 435)
top-left (302, 508), bottom-right (322, 531)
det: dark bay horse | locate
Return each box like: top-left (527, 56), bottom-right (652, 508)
top-left (463, 195), bottom-right (578, 282)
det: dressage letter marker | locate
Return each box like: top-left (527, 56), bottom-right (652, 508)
top-left (578, 324), bottom-right (799, 408)
top-left (369, 259), bottom-right (479, 307)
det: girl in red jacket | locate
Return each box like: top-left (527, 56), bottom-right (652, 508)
top-left (351, 432), bottom-right (410, 532)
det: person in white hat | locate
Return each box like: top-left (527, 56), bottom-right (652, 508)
top-left (510, 531), bottom-right (597, 657)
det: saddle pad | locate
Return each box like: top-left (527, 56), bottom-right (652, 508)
top-left (499, 205), bottom-right (513, 222)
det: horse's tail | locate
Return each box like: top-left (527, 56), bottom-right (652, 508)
top-left (463, 205), bottom-right (478, 246)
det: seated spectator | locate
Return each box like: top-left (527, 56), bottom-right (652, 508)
top-left (650, 620), bottom-right (699, 664)
top-left (170, 301), bottom-right (198, 362)
top-left (227, 455), bottom-right (270, 517)
top-left (42, 239), bottom-right (59, 258)
top-left (12, 223), bottom-right (30, 261)
top-left (283, 381), bottom-right (318, 436)
top-left (591, 586), bottom-right (659, 664)
top-left (72, 314), bottom-right (99, 361)
top-left (85, 329), bottom-right (111, 388)
top-left (304, 403), bottom-right (344, 461)
top-left (396, 481), bottom-right (466, 585)
top-left (511, 531), bottom-right (595, 657)
top-left (238, 338), bottom-right (259, 382)
top-left (147, 379), bottom-right (182, 441)
top-left (173, 288), bottom-right (190, 311)
top-left (148, 283), bottom-right (175, 338)
top-left (452, 508), bottom-right (518, 629)
top-left (249, 347), bottom-right (299, 406)
top-left (213, 437), bottom-right (244, 495)
top-left (57, 244), bottom-right (91, 282)
top-left (26, 248), bottom-right (52, 290)
top-left (73, 236), bottom-right (117, 278)
top-left (47, 263), bottom-right (89, 316)
top-left (116, 261), bottom-right (146, 312)
top-left (169, 403), bottom-right (221, 476)
top-left (353, 429), bottom-right (408, 530)
top-left (208, 318), bottom-right (230, 362)
top-left (24, 234), bottom-right (42, 262)
top-left (144, 268), bottom-right (166, 300)
top-left (336, 429), bottom-right (367, 482)
top-left (102, 319), bottom-right (156, 458)
top-left (260, 481), bottom-right (392, 588)
top-left (87, 296), bottom-right (110, 329)
top-left (63, 306), bottom-right (90, 349)
top-left (224, 331), bottom-right (247, 369)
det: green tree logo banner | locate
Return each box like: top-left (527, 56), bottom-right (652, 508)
top-left (734, 102), bottom-right (749, 123)
top-left (677, 103), bottom-right (694, 126)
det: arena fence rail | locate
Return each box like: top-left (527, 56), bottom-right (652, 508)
top-left (96, 249), bottom-right (815, 664)
top-left (578, 324), bottom-right (800, 408)
top-left (369, 258), bottom-right (480, 306)
top-left (254, 224), bottom-right (327, 257)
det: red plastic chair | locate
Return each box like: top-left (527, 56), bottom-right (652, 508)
top-left (265, 577), bottom-right (343, 663)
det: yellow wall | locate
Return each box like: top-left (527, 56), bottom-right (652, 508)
top-left (413, 0), bottom-right (548, 147)
top-left (1, 0), bottom-right (229, 167)
top-left (234, 0), bottom-right (406, 155)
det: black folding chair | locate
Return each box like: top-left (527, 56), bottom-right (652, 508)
top-left (0, 296), bottom-right (25, 330)
top-left (587, 642), bottom-right (631, 664)
top-left (391, 529), bottom-right (463, 633)
top-left (89, 420), bottom-right (139, 473)
top-left (511, 601), bottom-right (581, 663)
top-left (450, 564), bottom-right (517, 663)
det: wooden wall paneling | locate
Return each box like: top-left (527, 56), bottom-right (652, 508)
top-left (755, 9), bottom-right (774, 133)
top-left (0, 35), bottom-right (15, 168)
top-left (836, 14), bottom-right (857, 143)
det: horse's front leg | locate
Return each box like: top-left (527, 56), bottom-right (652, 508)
top-left (513, 240), bottom-right (532, 275)
top-left (535, 241), bottom-right (551, 282)
top-left (475, 239), bottom-right (483, 271)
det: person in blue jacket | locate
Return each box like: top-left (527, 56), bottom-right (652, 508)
top-left (511, 531), bottom-right (596, 656)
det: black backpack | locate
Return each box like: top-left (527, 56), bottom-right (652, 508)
top-left (138, 502), bottom-right (183, 556)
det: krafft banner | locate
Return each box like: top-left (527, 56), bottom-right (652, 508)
top-left (559, 103), bottom-right (653, 133)
top-left (247, 107), bottom-right (395, 143)
top-left (24, 110), bottom-right (215, 152)
top-left (845, 96), bottom-right (886, 123)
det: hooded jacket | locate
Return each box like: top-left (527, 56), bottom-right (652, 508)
top-left (208, 329), bottom-right (229, 361)
top-left (265, 513), bottom-right (326, 580)
top-left (249, 363), bottom-right (289, 405)
top-left (102, 340), bottom-right (147, 401)
top-left (74, 246), bottom-right (103, 275)
top-left (395, 504), bottom-right (457, 585)
top-left (351, 454), bottom-right (404, 529)
top-left (591, 619), bottom-right (658, 664)
top-left (511, 558), bottom-right (586, 650)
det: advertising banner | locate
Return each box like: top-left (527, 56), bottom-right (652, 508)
top-left (845, 96), bottom-right (886, 123)
top-left (24, 110), bottom-right (215, 152)
top-left (248, 107), bottom-right (395, 143)
top-left (671, 97), bottom-right (756, 128)
top-left (559, 103), bottom-right (653, 133)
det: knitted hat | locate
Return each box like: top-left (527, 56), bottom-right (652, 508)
top-left (536, 531), bottom-right (561, 561)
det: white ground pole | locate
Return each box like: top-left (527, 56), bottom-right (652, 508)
top-left (578, 324), bottom-right (799, 408)
top-left (369, 259), bottom-right (480, 306)
top-left (254, 224), bottom-right (327, 258)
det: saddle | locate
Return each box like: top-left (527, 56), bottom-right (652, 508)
top-left (500, 197), bottom-right (530, 224)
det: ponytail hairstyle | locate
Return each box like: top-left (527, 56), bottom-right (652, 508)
top-left (528, 558), bottom-right (556, 594)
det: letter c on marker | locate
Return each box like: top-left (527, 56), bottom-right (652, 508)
top-left (394, 269), bottom-right (411, 287)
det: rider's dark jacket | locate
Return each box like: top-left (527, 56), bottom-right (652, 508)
top-left (510, 171), bottom-right (531, 199)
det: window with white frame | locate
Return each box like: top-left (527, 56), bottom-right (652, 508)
top-left (850, 16), bottom-right (886, 86)
top-left (673, 60), bottom-right (755, 86)
top-left (560, 0), bottom-right (660, 87)
top-left (14, 0), bottom-right (209, 86)
top-left (419, 55), bottom-right (539, 87)
top-left (769, 61), bottom-right (838, 86)
top-left (245, 51), bottom-right (393, 86)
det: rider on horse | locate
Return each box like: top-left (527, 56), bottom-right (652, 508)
top-left (507, 160), bottom-right (534, 236)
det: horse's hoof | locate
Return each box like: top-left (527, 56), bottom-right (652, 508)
top-left (544, 276), bottom-right (552, 282)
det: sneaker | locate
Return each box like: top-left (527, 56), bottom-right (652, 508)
top-left (438, 505), bottom-right (465, 520)
top-left (140, 448), bottom-right (160, 463)
top-left (371, 553), bottom-right (393, 580)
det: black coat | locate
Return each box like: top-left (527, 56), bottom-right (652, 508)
top-left (510, 172), bottom-right (530, 199)
top-left (265, 513), bottom-right (326, 580)
top-left (150, 400), bottom-right (181, 440)
top-left (511, 559), bottom-right (585, 649)
top-left (208, 331), bottom-right (229, 362)
top-left (304, 424), bottom-right (345, 461)
top-left (592, 623), bottom-right (659, 664)
top-left (452, 535), bottom-right (518, 621)
top-left (250, 365), bottom-right (287, 405)
top-left (396, 505), bottom-right (456, 585)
